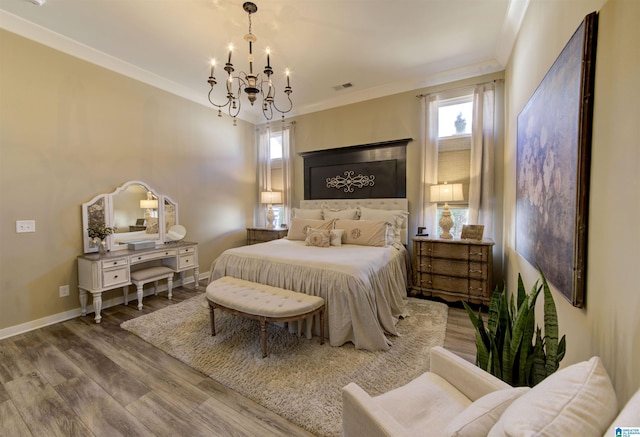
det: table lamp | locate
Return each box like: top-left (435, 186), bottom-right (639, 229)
top-left (430, 183), bottom-right (464, 239)
top-left (260, 191), bottom-right (283, 229)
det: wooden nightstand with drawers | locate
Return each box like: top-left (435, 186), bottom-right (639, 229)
top-left (246, 227), bottom-right (289, 245)
top-left (411, 237), bottom-right (494, 305)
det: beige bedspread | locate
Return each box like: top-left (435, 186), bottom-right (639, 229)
top-left (208, 239), bottom-right (409, 351)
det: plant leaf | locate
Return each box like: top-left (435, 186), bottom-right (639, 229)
top-left (540, 267), bottom-right (561, 374)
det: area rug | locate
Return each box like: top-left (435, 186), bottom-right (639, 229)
top-left (120, 295), bottom-right (448, 437)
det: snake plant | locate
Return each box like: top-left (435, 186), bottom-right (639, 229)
top-left (463, 268), bottom-right (566, 387)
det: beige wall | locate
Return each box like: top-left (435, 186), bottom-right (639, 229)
top-left (504, 0), bottom-right (639, 404)
top-left (0, 30), bottom-right (256, 332)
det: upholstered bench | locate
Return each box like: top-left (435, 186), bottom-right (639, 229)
top-left (206, 276), bottom-right (325, 357)
top-left (125, 266), bottom-right (174, 310)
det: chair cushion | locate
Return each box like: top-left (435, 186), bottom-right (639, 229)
top-left (444, 387), bottom-right (529, 436)
top-left (375, 372), bottom-right (472, 435)
top-left (131, 266), bottom-right (173, 281)
top-left (488, 356), bottom-right (618, 436)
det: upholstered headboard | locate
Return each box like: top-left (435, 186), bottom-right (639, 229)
top-left (299, 198), bottom-right (409, 245)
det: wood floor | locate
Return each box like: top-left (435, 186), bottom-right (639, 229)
top-left (0, 281), bottom-right (477, 437)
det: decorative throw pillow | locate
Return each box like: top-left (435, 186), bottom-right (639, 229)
top-left (330, 229), bottom-right (344, 246)
top-left (286, 218), bottom-right (334, 241)
top-left (305, 228), bottom-right (331, 247)
top-left (322, 207), bottom-right (359, 220)
top-left (444, 387), bottom-right (529, 437)
top-left (335, 219), bottom-right (387, 247)
top-left (358, 207), bottom-right (408, 244)
top-left (145, 217), bottom-right (159, 234)
top-left (488, 356), bottom-right (618, 436)
top-left (292, 208), bottom-right (323, 220)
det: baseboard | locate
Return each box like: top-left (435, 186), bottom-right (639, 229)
top-left (0, 271), bottom-right (208, 340)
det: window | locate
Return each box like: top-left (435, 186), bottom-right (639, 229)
top-left (438, 98), bottom-right (473, 138)
top-left (435, 95), bottom-right (473, 238)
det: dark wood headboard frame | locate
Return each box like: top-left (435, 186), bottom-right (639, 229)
top-left (299, 138), bottom-right (412, 200)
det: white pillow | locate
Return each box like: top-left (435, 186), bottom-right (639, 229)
top-left (488, 356), bottom-right (618, 436)
top-left (292, 208), bottom-right (323, 220)
top-left (286, 218), bottom-right (334, 241)
top-left (322, 207), bottom-right (359, 220)
top-left (335, 219), bottom-right (387, 247)
top-left (358, 206), bottom-right (408, 244)
top-left (330, 229), bottom-right (344, 246)
top-left (305, 228), bottom-right (331, 247)
top-left (444, 387), bottom-right (529, 437)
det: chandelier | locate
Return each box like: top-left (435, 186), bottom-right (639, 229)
top-left (207, 2), bottom-right (293, 125)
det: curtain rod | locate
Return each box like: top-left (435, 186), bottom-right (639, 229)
top-left (415, 78), bottom-right (503, 99)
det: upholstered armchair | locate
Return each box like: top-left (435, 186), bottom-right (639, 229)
top-left (343, 345), bottom-right (631, 436)
top-left (342, 346), bottom-right (511, 437)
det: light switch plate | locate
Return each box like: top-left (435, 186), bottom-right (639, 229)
top-left (16, 220), bottom-right (36, 233)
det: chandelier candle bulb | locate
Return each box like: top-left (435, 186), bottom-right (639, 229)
top-left (227, 44), bottom-right (233, 63)
top-left (266, 48), bottom-right (271, 67)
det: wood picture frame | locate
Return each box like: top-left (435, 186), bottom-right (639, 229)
top-left (461, 225), bottom-right (484, 240)
top-left (515, 12), bottom-right (598, 307)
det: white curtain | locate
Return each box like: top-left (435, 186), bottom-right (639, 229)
top-left (419, 94), bottom-right (440, 236)
top-left (257, 124), bottom-right (272, 227)
top-left (468, 83), bottom-right (495, 240)
top-left (281, 122), bottom-right (294, 223)
top-left (256, 122), bottom-right (294, 227)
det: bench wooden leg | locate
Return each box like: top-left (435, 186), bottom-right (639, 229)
top-left (209, 304), bottom-right (216, 336)
top-left (320, 307), bottom-right (325, 345)
top-left (260, 319), bottom-right (267, 358)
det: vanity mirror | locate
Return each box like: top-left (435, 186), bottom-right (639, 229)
top-left (82, 181), bottom-right (179, 253)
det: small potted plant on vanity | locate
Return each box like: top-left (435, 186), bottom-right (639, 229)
top-left (87, 223), bottom-right (116, 254)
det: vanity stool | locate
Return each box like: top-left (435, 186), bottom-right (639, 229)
top-left (125, 266), bottom-right (174, 310)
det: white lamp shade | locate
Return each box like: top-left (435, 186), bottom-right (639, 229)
top-left (140, 199), bottom-right (158, 209)
top-left (430, 183), bottom-right (464, 203)
top-left (260, 191), bottom-right (282, 204)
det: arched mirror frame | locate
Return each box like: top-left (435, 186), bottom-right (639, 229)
top-left (82, 181), bottom-right (179, 253)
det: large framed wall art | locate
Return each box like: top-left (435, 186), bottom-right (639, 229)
top-left (516, 12), bottom-right (598, 307)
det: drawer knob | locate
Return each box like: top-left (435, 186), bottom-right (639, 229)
top-left (138, 256), bottom-right (142, 260)
top-left (114, 275), bottom-right (118, 279)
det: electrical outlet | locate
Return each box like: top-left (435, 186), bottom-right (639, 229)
top-left (16, 220), bottom-right (36, 233)
top-left (59, 285), bottom-right (70, 297)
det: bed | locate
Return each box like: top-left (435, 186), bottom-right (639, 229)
top-left (208, 198), bottom-right (411, 351)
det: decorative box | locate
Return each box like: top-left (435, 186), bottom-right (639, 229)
top-left (127, 240), bottom-right (156, 250)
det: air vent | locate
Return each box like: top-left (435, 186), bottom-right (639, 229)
top-left (332, 82), bottom-right (354, 91)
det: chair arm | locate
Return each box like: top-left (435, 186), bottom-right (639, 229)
top-left (342, 383), bottom-right (410, 437)
top-left (429, 346), bottom-right (511, 401)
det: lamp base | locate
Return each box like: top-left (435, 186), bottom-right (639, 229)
top-left (265, 204), bottom-right (275, 229)
top-left (439, 204), bottom-right (454, 240)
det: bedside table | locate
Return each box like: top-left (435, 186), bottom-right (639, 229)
top-left (411, 237), bottom-right (494, 305)
top-left (246, 227), bottom-right (289, 245)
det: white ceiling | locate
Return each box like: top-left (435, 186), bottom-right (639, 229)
top-left (0, 0), bottom-right (529, 124)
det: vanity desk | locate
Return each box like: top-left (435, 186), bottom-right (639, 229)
top-left (79, 180), bottom-right (197, 323)
top-left (77, 241), bottom-right (198, 323)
